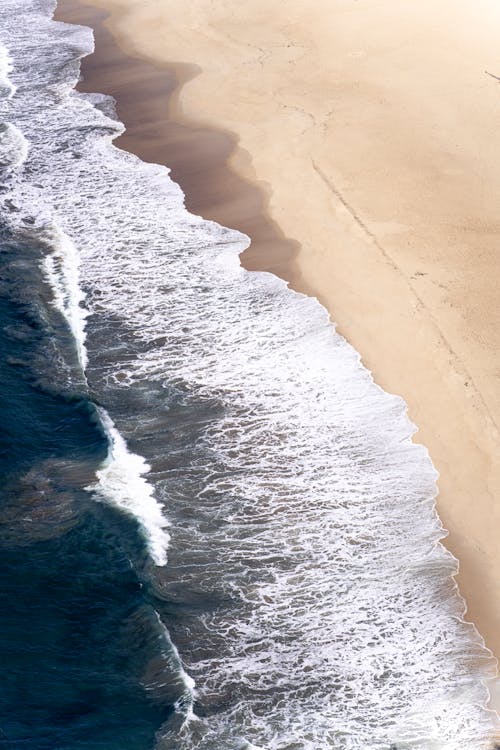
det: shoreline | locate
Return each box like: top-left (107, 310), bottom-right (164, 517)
top-left (54, 0), bottom-right (304, 284)
top-left (54, 0), bottom-right (500, 698)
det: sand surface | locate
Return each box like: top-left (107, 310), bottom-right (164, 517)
top-left (55, 0), bottom-right (500, 688)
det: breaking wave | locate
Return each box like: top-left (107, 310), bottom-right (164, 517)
top-left (0, 1), bottom-right (498, 749)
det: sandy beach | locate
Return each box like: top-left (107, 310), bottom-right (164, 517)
top-left (55, 0), bottom-right (500, 692)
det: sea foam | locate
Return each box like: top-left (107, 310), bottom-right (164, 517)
top-left (0, 121), bottom-right (28, 169)
top-left (88, 408), bottom-right (170, 567)
top-left (0, 44), bottom-right (16, 99)
top-left (41, 223), bottom-right (89, 368)
top-left (0, 2), bottom-right (499, 749)
top-left (0, 28), bottom-right (170, 571)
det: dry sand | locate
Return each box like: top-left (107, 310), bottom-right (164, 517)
top-left (56, 0), bottom-right (500, 691)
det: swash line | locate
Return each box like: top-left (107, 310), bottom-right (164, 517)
top-left (311, 158), bottom-right (500, 441)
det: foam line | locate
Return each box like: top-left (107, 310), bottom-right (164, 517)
top-left (0, 2), bottom-right (498, 748)
top-left (86, 407), bottom-right (170, 567)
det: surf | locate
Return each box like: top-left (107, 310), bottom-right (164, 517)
top-left (0, 1), bottom-right (498, 748)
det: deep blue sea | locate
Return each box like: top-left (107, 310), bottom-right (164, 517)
top-left (0, 2), bottom-right (498, 749)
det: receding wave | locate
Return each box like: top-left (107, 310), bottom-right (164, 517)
top-left (1, 1), bottom-right (499, 749)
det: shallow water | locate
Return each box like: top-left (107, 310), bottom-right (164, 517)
top-left (0, 1), bottom-right (498, 748)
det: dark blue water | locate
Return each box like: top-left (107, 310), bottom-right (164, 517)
top-left (0, 1), bottom-right (497, 748)
top-left (0, 225), bottom-right (178, 748)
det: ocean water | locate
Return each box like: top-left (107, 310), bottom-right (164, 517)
top-left (0, 2), bottom-right (498, 748)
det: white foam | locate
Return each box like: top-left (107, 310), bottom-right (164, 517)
top-left (38, 214), bottom-right (171, 569)
top-left (0, 122), bottom-right (28, 169)
top-left (154, 611), bottom-right (197, 723)
top-left (86, 408), bottom-right (170, 567)
top-left (1, 2), bottom-right (499, 748)
top-left (0, 43), bottom-right (16, 99)
top-left (41, 224), bottom-right (89, 369)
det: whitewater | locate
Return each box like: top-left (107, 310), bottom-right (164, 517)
top-left (0, 1), bottom-right (499, 748)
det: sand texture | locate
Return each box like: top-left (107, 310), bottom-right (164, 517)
top-left (55, 0), bottom-right (500, 678)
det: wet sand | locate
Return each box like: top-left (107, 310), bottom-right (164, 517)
top-left (55, 0), bottom-right (500, 691)
top-left (54, 1), bottom-right (301, 280)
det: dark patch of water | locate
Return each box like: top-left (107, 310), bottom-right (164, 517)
top-left (0, 228), bottom-right (178, 748)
